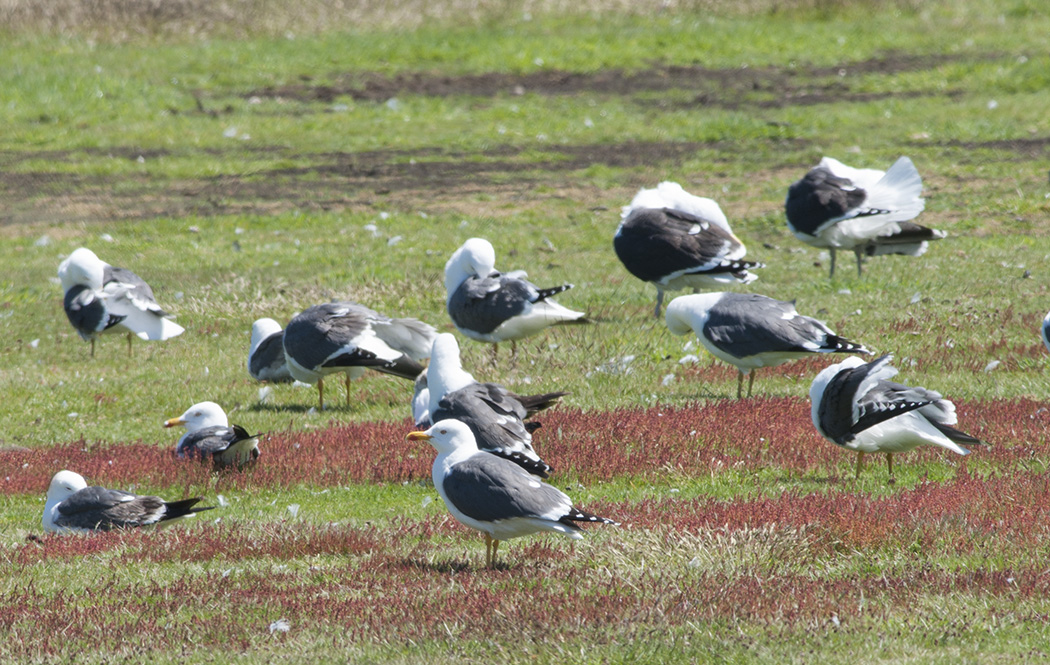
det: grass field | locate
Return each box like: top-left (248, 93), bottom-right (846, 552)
top-left (2, 0), bottom-right (1050, 662)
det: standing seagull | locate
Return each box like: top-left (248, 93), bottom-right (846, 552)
top-left (614, 182), bottom-right (762, 318)
top-left (406, 420), bottom-right (617, 568)
top-left (665, 292), bottom-right (871, 398)
top-left (810, 355), bottom-right (986, 480)
top-left (418, 333), bottom-right (564, 477)
top-left (444, 238), bottom-right (586, 358)
top-left (164, 401), bottom-right (261, 470)
top-left (283, 302), bottom-right (436, 410)
top-left (57, 247), bottom-right (184, 356)
top-left (785, 156), bottom-right (944, 278)
top-left (43, 470), bottom-right (214, 533)
top-left (248, 318), bottom-right (292, 383)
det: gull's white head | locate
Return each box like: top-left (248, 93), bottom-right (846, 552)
top-left (444, 237), bottom-right (497, 296)
top-left (664, 293), bottom-right (724, 337)
top-left (406, 418), bottom-right (476, 455)
top-left (57, 247), bottom-right (105, 292)
top-left (426, 334), bottom-right (475, 414)
top-left (46, 470), bottom-right (88, 503)
top-left (250, 318), bottom-right (284, 355)
top-left (164, 401), bottom-right (229, 432)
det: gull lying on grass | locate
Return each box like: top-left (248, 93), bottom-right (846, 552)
top-left (43, 470), bottom-right (214, 533)
top-left (165, 401), bottom-right (260, 471)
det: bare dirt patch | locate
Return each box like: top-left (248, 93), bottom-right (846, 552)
top-left (246, 52), bottom-right (989, 110)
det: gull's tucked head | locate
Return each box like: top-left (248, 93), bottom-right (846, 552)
top-left (57, 247), bottom-right (105, 292)
top-left (250, 318), bottom-right (283, 354)
top-left (444, 237), bottom-right (497, 295)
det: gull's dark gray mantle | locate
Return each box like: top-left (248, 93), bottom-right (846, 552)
top-left (53, 487), bottom-right (213, 531)
top-left (614, 207), bottom-right (759, 284)
top-left (249, 330), bottom-right (291, 382)
top-left (447, 272), bottom-right (571, 336)
top-left (442, 453), bottom-right (616, 528)
top-left (703, 293), bottom-right (867, 360)
top-left (176, 424), bottom-right (261, 470)
top-left (433, 383), bottom-right (554, 478)
top-left (785, 167), bottom-right (869, 238)
top-left (283, 302), bottom-right (423, 379)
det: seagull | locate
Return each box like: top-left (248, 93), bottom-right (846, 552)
top-left (43, 470), bottom-right (214, 533)
top-left (614, 181), bottom-right (763, 318)
top-left (665, 292), bottom-right (871, 398)
top-left (57, 247), bottom-right (185, 356)
top-left (164, 401), bottom-right (260, 470)
top-left (1041, 311), bottom-right (1050, 354)
top-left (444, 237), bottom-right (586, 358)
top-left (406, 419), bottom-right (617, 568)
top-left (785, 156), bottom-right (944, 278)
top-left (810, 355), bottom-right (986, 480)
top-left (248, 318), bottom-right (292, 383)
top-left (283, 302), bottom-right (436, 410)
top-left (415, 333), bottom-right (566, 477)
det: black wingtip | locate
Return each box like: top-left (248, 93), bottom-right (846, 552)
top-left (162, 497), bottom-right (216, 520)
top-left (535, 284), bottom-right (573, 301)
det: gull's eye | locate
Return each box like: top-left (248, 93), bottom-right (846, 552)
top-left (439, 429), bottom-right (447, 435)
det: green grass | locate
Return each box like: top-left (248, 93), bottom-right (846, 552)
top-left (3, 0), bottom-right (1050, 662)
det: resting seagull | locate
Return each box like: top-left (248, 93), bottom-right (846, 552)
top-left (43, 470), bottom-right (214, 533)
top-left (248, 318), bottom-right (292, 383)
top-left (614, 181), bottom-right (763, 318)
top-left (785, 156), bottom-right (944, 278)
top-left (445, 238), bottom-right (586, 357)
top-left (57, 247), bottom-right (185, 356)
top-left (416, 333), bottom-right (565, 477)
top-left (810, 355), bottom-right (986, 480)
top-left (665, 292), bottom-right (871, 398)
top-left (406, 420), bottom-right (617, 568)
top-left (283, 302), bottom-right (436, 410)
top-left (164, 401), bottom-right (260, 470)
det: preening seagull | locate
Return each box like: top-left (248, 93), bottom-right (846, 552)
top-left (43, 470), bottom-right (214, 533)
top-left (415, 333), bottom-right (565, 477)
top-left (810, 355), bottom-right (986, 480)
top-left (406, 419), bottom-right (617, 568)
top-left (785, 156), bottom-right (944, 278)
top-left (57, 247), bottom-right (185, 356)
top-left (248, 318), bottom-right (292, 383)
top-left (164, 401), bottom-right (260, 470)
top-left (283, 302), bottom-right (436, 410)
top-left (665, 292), bottom-right (871, 398)
top-left (615, 182), bottom-right (763, 318)
top-left (444, 237), bottom-right (586, 357)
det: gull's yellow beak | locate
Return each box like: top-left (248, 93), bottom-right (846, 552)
top-left (163, 417), bottom-right (185, 429)
top-left (406, 431), bottom-right (432, 441)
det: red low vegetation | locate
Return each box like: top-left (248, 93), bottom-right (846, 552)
top-left (2, 397), bottom-right (1047, 495)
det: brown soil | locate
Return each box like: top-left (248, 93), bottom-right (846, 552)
top-left (3, 51), bottom-right (1037, 228)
